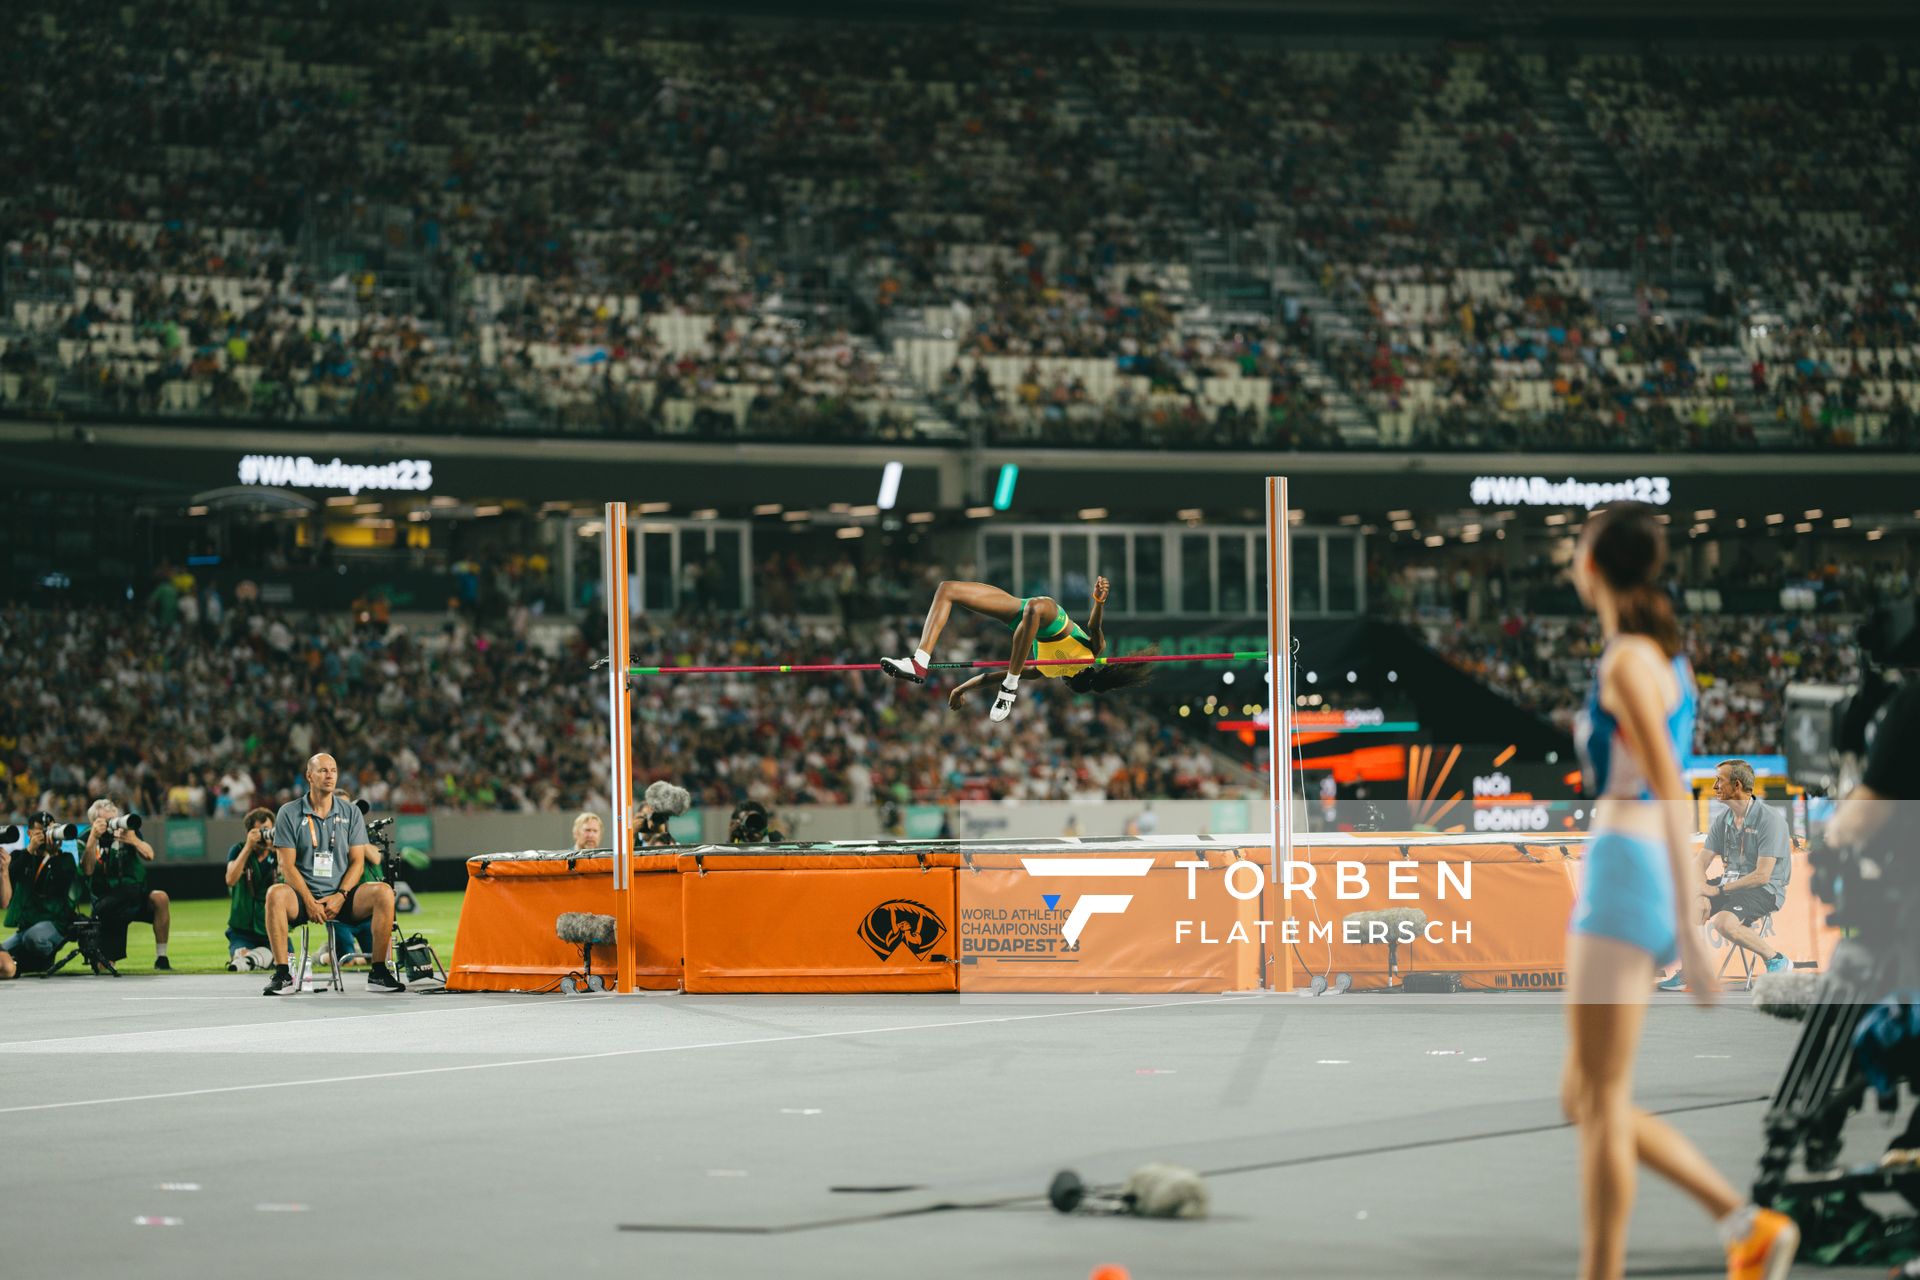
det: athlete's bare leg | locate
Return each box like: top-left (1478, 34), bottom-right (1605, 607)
top-left (884, 581), bottom-right (1053, 683)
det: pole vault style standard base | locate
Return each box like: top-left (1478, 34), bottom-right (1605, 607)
top-left (445, 835), bottom-right (1840, 995)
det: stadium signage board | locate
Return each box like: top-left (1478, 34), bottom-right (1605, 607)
top-left (236, 454), bottom-right (434, 495)
top-left (1468, 475), bottom-right (1671, 507)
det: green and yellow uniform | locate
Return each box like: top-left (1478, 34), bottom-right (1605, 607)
top-left (1005, 598), bottom-right (1096, 680)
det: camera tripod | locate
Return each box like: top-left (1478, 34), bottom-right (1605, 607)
top-left (1756, 936), bottom-right (1920, 1256)
top-left (364, 825), bottom-right (445, 985)
top-left (44, 916), bottom-right (119, 977)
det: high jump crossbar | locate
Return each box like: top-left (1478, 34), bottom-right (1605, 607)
top-left (621, 652), bottom-right (1268, 677)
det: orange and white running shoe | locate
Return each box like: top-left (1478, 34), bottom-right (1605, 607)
top-left (1724, 1207), bottom-right (1798, 1280)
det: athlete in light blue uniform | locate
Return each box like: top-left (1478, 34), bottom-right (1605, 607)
top-left (1570, 641), bottom-right (1697, 968)
top-left (1560, 501), bottom-right (1797, 1280)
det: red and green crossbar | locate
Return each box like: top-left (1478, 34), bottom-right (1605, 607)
top-left (625, 651), bottom-right (1270, 677)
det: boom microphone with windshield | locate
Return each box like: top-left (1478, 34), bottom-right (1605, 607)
top-left (644, 781), bottom-right (692, 815)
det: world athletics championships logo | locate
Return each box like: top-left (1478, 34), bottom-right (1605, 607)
top-left (857, 900), bottom-right (948, 961)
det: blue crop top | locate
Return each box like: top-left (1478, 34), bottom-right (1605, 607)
top-left (1575, 642), bottom-right (1696, 801)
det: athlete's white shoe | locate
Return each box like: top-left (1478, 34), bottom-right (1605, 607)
top-left (880, 656), bottom-right (926, 684)
top-left (989, 683), bottom-right (1019, 722)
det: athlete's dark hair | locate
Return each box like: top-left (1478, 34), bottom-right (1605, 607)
top-left (1583, 502), bottom-right (1682, 658)
top-left (1065, 646), bottom-right (1158, 695)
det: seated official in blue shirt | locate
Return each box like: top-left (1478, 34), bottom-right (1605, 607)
top-left (260, 753), bottom-right (405, 996)
top-left (1657, 758), bottom-right (1792, 990)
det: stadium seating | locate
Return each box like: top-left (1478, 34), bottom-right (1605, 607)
top-left (1, 7), bottom-right (1914, 450)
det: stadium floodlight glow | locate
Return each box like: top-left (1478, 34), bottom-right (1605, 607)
top-left (993, 463), bottom-right (1019, 511)
top-left (1079, 507), bottom-right (1109, 521)
top-left (1804, 508), bottom-right (1822, 520)
top-left (1833, 517), bottom-right (1852, 529)
top-left (877, 460), bottom-right (904, 510)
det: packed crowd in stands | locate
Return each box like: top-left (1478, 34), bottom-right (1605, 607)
top-left (3, 4), bottom-right (1914, 450)
top-left (0, 603), bottom-right (1248, 827)
top-left (1417, 611), bottom-right (1863, 754)
top-left (924, 314), bottom-right (1341, 449)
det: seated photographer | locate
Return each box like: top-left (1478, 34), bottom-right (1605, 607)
top-left (571, 811), bottom-right (603, 851)
top-left (225, 807), bottom-right (278, 970)
top-left (729, 800), bottom-right (786, 844)
top-left (82, 798), bottom-right (171, 970)
top-left (1659, 759), bottom-right (1791, 990)
top-left (260, 753), bottom-right (406, 996)
top-left (1, 812), bottom-right (79, 978)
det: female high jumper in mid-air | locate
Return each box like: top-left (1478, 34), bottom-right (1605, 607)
top-left (882, 575), bottom-right (1150, 719)
top-left (1563, 500), bottom-right (1797, 1280)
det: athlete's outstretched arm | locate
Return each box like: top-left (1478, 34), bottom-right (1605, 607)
top-left (1086, 575), bottom-right (1109, 655)
top-left (947, 672), bottom-right (993, 711)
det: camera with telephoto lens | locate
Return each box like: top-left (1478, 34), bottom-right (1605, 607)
top-left (1784, 597), bottom-right (1915, 800)
top-left (728, 801), bottom-right (784, 844)
top-left (1756, 594), bottom-right (1919, 1240)
top-left (4, 819), bottom-right (79, 846)
top-left (104, 812), bottom-right (142, 836)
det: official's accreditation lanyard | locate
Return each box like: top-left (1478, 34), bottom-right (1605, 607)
top-left (306, 812), bottom-right (335, 879)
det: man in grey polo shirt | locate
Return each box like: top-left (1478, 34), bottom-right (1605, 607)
top-left (1658, 758), bottom-right (1792, 990)
top-left (261, 752), bottom-right (405, 996)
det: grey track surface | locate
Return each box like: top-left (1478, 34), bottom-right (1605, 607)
top-left (0, 977), bottom-right (1888, 1278)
